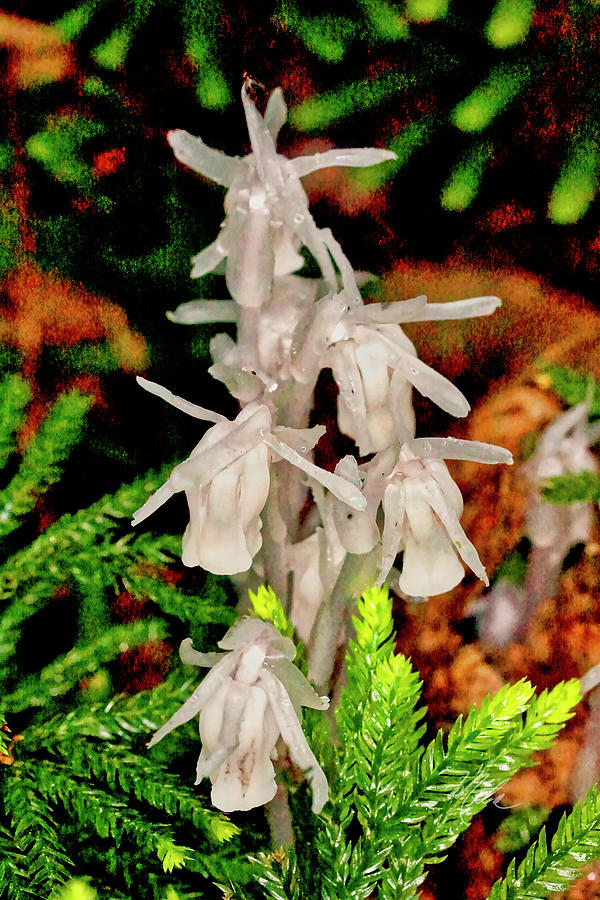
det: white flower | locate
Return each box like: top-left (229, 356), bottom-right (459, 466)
top-left (131, 377), bottom-right (366, 575)
top-left (522, 401), bottom-right (600, 551)
top-left (147, 619), bottom-right (329, 813)
top-left (330, 437), bottom-right (513, 595)
top-left (290, 292), bottom-right (502, 455)
top-left (167, 85), bottom-right (396, 307)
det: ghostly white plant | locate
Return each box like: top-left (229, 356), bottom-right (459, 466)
top-left (148, 619), bottom-right (329, 813)
top-left (136, 82), bottom-right (512, 813)
top-left (475, 401), bottom-right (600, 646)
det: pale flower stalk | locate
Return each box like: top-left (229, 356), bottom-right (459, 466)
top-left (148, 619), bottom-right (329, 813)
top-left (136, 83), bottom-right (513, 815)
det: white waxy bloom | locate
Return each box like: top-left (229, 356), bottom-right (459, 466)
top-left (290, 292), bottom-right (502, 455)
top-left (131, 377), bottom-right (366, 575)
top-left (167, 85), bottom-right (396, 307)
top-left (522, 401), bottom-right (600, 550)
top-left (330, 437), bottom-right (513, 595)
top-left (148, 619), bottom-right (330, 813)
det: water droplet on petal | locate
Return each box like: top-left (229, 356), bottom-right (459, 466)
top-left (293, 213), bottom-right (304, 225)
top-left (410, 367), bottom-right (419, 375)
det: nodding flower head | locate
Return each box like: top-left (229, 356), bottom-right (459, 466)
top-left (167, 85), bottom-right (396, 308)
top-left (147, 618), bottom-right (329, 813)
top-left (330, 437), bottom-right (513, 596)
top-left (131, 377), bottom-right (366, 575)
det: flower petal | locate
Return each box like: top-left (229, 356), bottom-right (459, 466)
top-left (259, 670), bottom-right (329, 813)
top-left (147, 652), bottom-right (241, 748)
top-left (166, 300), bottom-right (238, 325)
top-left (264, 88), bottom-right (288, 141)
top-left (400, 521), bottom-right (465, 596)
top-left (287, 147), bottom-right (397, 179)
top-left (136, 376), bottom-right (226, 423)
top-left (321, 228), bottom-right (361, 305)
top-left (417, 296), bottom-right (501, 320)
top-left (397, 353), bottom-right (470, 418)
top-left (263, 432), bottom-right (367, 510)
top-left (191, 238), bottom-right (228, 278)
top-left (266, 658), bottom-right (329, 710)
top-left (131, 480), bottom-right (177, 527)
top-left (423, 478), bottom-right (488, 585)
top-left (179, 637), bottom-right (225, 668)
top-left (168, 129), bottom-right (242, 187)
top-left (377, 481), bottom-right (406, 586)
top-left (405, 437), bottom-right (513, 465)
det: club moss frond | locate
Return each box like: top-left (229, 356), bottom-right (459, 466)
top-left (486, 786), bottom-right (600, 900)
top-left (4, 619), bottom-right (168, 711)
top-left (0, 390), bottom-right (93, 539)
top-left (0, 373), bottom-right (31, 471)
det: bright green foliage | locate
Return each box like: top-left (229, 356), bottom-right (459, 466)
top-left (0, 389), bottom-right (92, 538)
top-left (405, 0), bottom-right (449, 22)
top-left (0, 370), bottom-right (244, 897)
top-left (246, 587), bottom-right (592, 900)
top-left (441, 141), bottom-right (492, 210)
top-left (249, 585), bottom-right (294, 639)
top-left (26, 118), bottom-right (105, 191)
top-left (543, 365), bottom-right (600, 416)
top-left (541, 471), bottom-right (600, 505)
top-left (548, 134), bottom-right (600, 224)
top-left (452, 63), bottom-right (531, 133)
top-left (488, 787), bottom-right (600, 899)
top-left (0, 373), bottom-right (31, 470)
top-left (3, 618), bottom-right (167, 710)
top-left (486, 0), bottom-right (536, 48)
top-left (495, 806), bottom-right (550, 853)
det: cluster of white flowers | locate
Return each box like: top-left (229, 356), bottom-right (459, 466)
top-left (136, 84), bottom-right (512, 812)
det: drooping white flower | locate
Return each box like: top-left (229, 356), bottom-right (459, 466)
top-left (131, 377), bottom-right (366, 575)
top-left (148, 619), bottom-right (329, 813)
top-left (330, 437), bottom-right (513, 595)
top-left (522, 401), bottom-right (600, 551)
top-left (167, 84), bottom-right (396, 307)
top-left (290, 292), bottom-right (502, 455)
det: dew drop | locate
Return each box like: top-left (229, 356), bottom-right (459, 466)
top-left (423, 440), bottom-right (432, 452)
top-left (410, 367), bottom-right (419, 375)
top-left (293, 213), bottom-right (304, 225)
top-left (301, 445), bottom-right (307, 452)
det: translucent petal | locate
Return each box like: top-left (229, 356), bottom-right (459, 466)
top-left (241, 85), bottom-right (279, 184)
top-left (167, 129), bottom-right (242, 187)
top-left (354, 295), bottom-right (428, 324)
top-left (131, 480), bottom-right (177, 528)
top-left (191, 239), bottom-right (228, 278)
top-left (416, 296), bottom-right (501, 320)
top-left (259, 670), bottom-right (329, 813)
top-left (225, 199), bottom-right (274, 307)
top-left (147, 652), bottom-right (241, 748)
top-left (400, 522), bottom-right (464, 596)
top-left (405, 437), bottom-right (513, 465)
top-left (423, 479), bottom-right (488, 585)
top-left (179, 637), bottom-right (225, 668)
top-left (170, 405), bottom-right (270, 491)
top-left (398, 353), bottom-right (470, 418)
top-left (290, 293), bottom-right (349, 384)
top-left (136, 376), bottom-right (226, 423)
top-left (266, 658), bottom-right (329, 710)
top-left (219, 617), bottom-right (296, 660)
top-left (264, 88), bottom-right (287, 140)
top-left (377, 481), bottom-right (406, 586)
top-left (166, 300), bottom-right (238, 325)
top-left (272, 424), bottom-right (326, 454)
top-left (389, 365), bottom-right (416, 443)
top-left (288, 147), bottom-right (397, 179)
top-left (264, 433), bottom-right (367, 510)
top-left (321, 227), bottom-right (361, 305)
